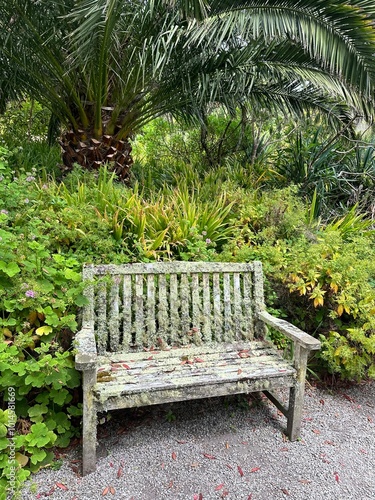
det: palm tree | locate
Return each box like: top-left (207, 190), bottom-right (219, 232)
top-left (1, 0), bottom-right (375, 180)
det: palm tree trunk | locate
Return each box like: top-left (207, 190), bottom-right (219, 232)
top-left (59, 129), bottom-right (133, 182)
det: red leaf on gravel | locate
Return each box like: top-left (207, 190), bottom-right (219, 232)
top-left (360, 449), bottom-right (367, 454)
top-left (368, 416), bottom-right (373, 423)
top-left (250, 467), bottom-right (260, 473)
top-left (237, 465), bottom-right (244, 476)
top-left (168, 480), bottom-right (174, 489)
top-left (324, 440), bottom-right (334, 445)
top-left (248, 495), bottom-right (253, 500)
top-left (194, 357), bottom-right (205, 363)
top-left (122, 364), bottom-right (130, 370)
top-left (312, 429), bottom-right (321, 434)
top-left (342, 393), bottom-right (354, 402)
top-left (117, 466), bottom-right (123, 478)
top-left (102, 486), bottom-right (109, 496)
top-left (147, 356), bottom-right (153, 360)
top-left (172, 452), bottom-right (177, 460)
top-left (319, 399), bottom-right (325, 405)
top-left (299, 479), bottom-right (311, 484)
top-left (215, 484), bottom-right (225, 491)
top-left (281, 488), bottom-right (290, 495)
top-left (177, 440), bottom-right (187, 444)
top-left (226, 464), bottom-right (233, 470)
top-left (193, 495), bottom-right (203, 500)
top-left (203, 453), bottom-right (216, 459)
top-left (237, 369), bottom-right (243, 375)
top-left (55, 483), bottom-right (68, 491)
top-left (110, 486), bottom-right (115, 495)
top-left (334, 472), bottom-right (340, 483)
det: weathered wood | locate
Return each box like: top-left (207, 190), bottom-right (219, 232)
top-left (86, 261), bottom-right (256, 276)
top-left (258, 310), bottom-right (321, 350)
top-left (96, 376), bottom-right (296, 412)
top-left (109, 279), bottom-right (120, 351)
top-left (96, 282), bottom-right (108, 354)
top-left (122, 274), bottom-right (132, 350)
top-left (76, 260), bottom-right (321, 475)
top-left (202, 273), bottom-right (211, 342)
top-left (82, 368), bottom-right (97, 475)
top-left (146, 274), bottom-right (156, 345)
top-left (134, 274), bottom-right (144, 346)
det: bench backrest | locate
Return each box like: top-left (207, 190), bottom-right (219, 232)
top-left (81, 261), bottom-right (266, 354)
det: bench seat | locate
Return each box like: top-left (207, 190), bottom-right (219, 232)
top-left (93, 341), bottom-right (296, 410)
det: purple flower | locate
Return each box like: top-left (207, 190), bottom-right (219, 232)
top-left (0, 209), bottom-right (8, 215)
top-left (25, 290), bottom-right (36, 298)
top-left (205, 238), bottom-right (212, 244)
top-left (24, 198), bottom-right (29, 204)
top-left (25, 176), bottom-right (35, 182)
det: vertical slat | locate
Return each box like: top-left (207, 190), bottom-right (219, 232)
top-left (233, 272), bottom-right (242, 340)
top-left (122, 275), bottom-right (132, 350)
top-left (180, 273), bottom-right (191, 334)
top-left (146, 274), bottom-right (156, 346)
top-left (109, 277), bottom-right (120, 351)
top-left (212, 273), bottom-right (222, 341)
top-left (82, 265), bottom-right (95, 328)
top-left (242, 273), bottom-right (253, 340)
top-left (253, 261), bottom-right (267, 338)
top-left (157, 274), bottom-right (168, 339)
top-left (96, 281), bottom-right (107, 354)
top-left (223, 273), bottom-right (232, 341)
top-left (169, 274), bottom-right (179, 345)
top-left (134, 274), bottom-right (144, 347)
top-left (202, 273), bottom-right (211, 342)
top-left (191, 273), bottom-right (200, 329)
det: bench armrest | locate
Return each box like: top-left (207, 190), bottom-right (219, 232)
top-left (258, 310), bottom-right (321, 351)
top-left (74, 327), bottom-right (97, 371)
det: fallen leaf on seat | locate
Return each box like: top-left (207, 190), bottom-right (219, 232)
top-left (215, 484), bottom-right (224, 491)
top-left (110, 486), bottom-right (115, 495)
top-left (122, 363), bottom-right (130, 370)
top-left (281, 488), bottom-right (290, 495)
top-left (172, 452), bottom-right (177, 460)
top-left (102, 486), bottom-right (109, 496)
top-left (203, 453), bottom-right (216, 459)
top-left (117, 466), bottom-right (123, 478)
top-left (237, 465), bottom-right (244, 476)
top-left (194, 357), bottom-right (205, 363)
top-left (299, 479), bottom-right (311, 484)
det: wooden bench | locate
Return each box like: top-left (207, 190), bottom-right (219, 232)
top-left (74, 261), bottom-right (321, 475)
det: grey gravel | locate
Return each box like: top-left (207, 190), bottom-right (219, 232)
top-left (20, 381), bottom-right (374, 500)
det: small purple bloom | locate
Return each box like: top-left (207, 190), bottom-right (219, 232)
top-left (205, 238), bottom-right (212, 244)
top-left (25, 290), bottom-right (36, 298)
top-left (0, 209), bottom-right (8, 215)
top-left (24, 198), bottom-right (29, 204)
top-left (25, 176), bottom-right (36, 182)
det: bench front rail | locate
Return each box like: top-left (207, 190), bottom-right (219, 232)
top-left (75, 261), bottom-right (320, 475)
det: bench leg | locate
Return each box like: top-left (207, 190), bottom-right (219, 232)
top-left (287, 345), bottom-right (309, 441)
top-left (82, 368), bottom-right (97, 475)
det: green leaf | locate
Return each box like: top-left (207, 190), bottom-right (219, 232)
top-left (64, 268), bottom-right (81, 282)
top-left (29, 448), bottom-right (47, 465)
top-left (0, 261), bottom-right (20, 277)
top-left (35, 326), bottom-right (53, 336)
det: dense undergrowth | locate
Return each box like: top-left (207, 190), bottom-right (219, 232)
top-left (0, 108), bottom-right (375, 496)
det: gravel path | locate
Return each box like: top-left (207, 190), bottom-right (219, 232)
top-left (20, 380), bottom-right (374, 500)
